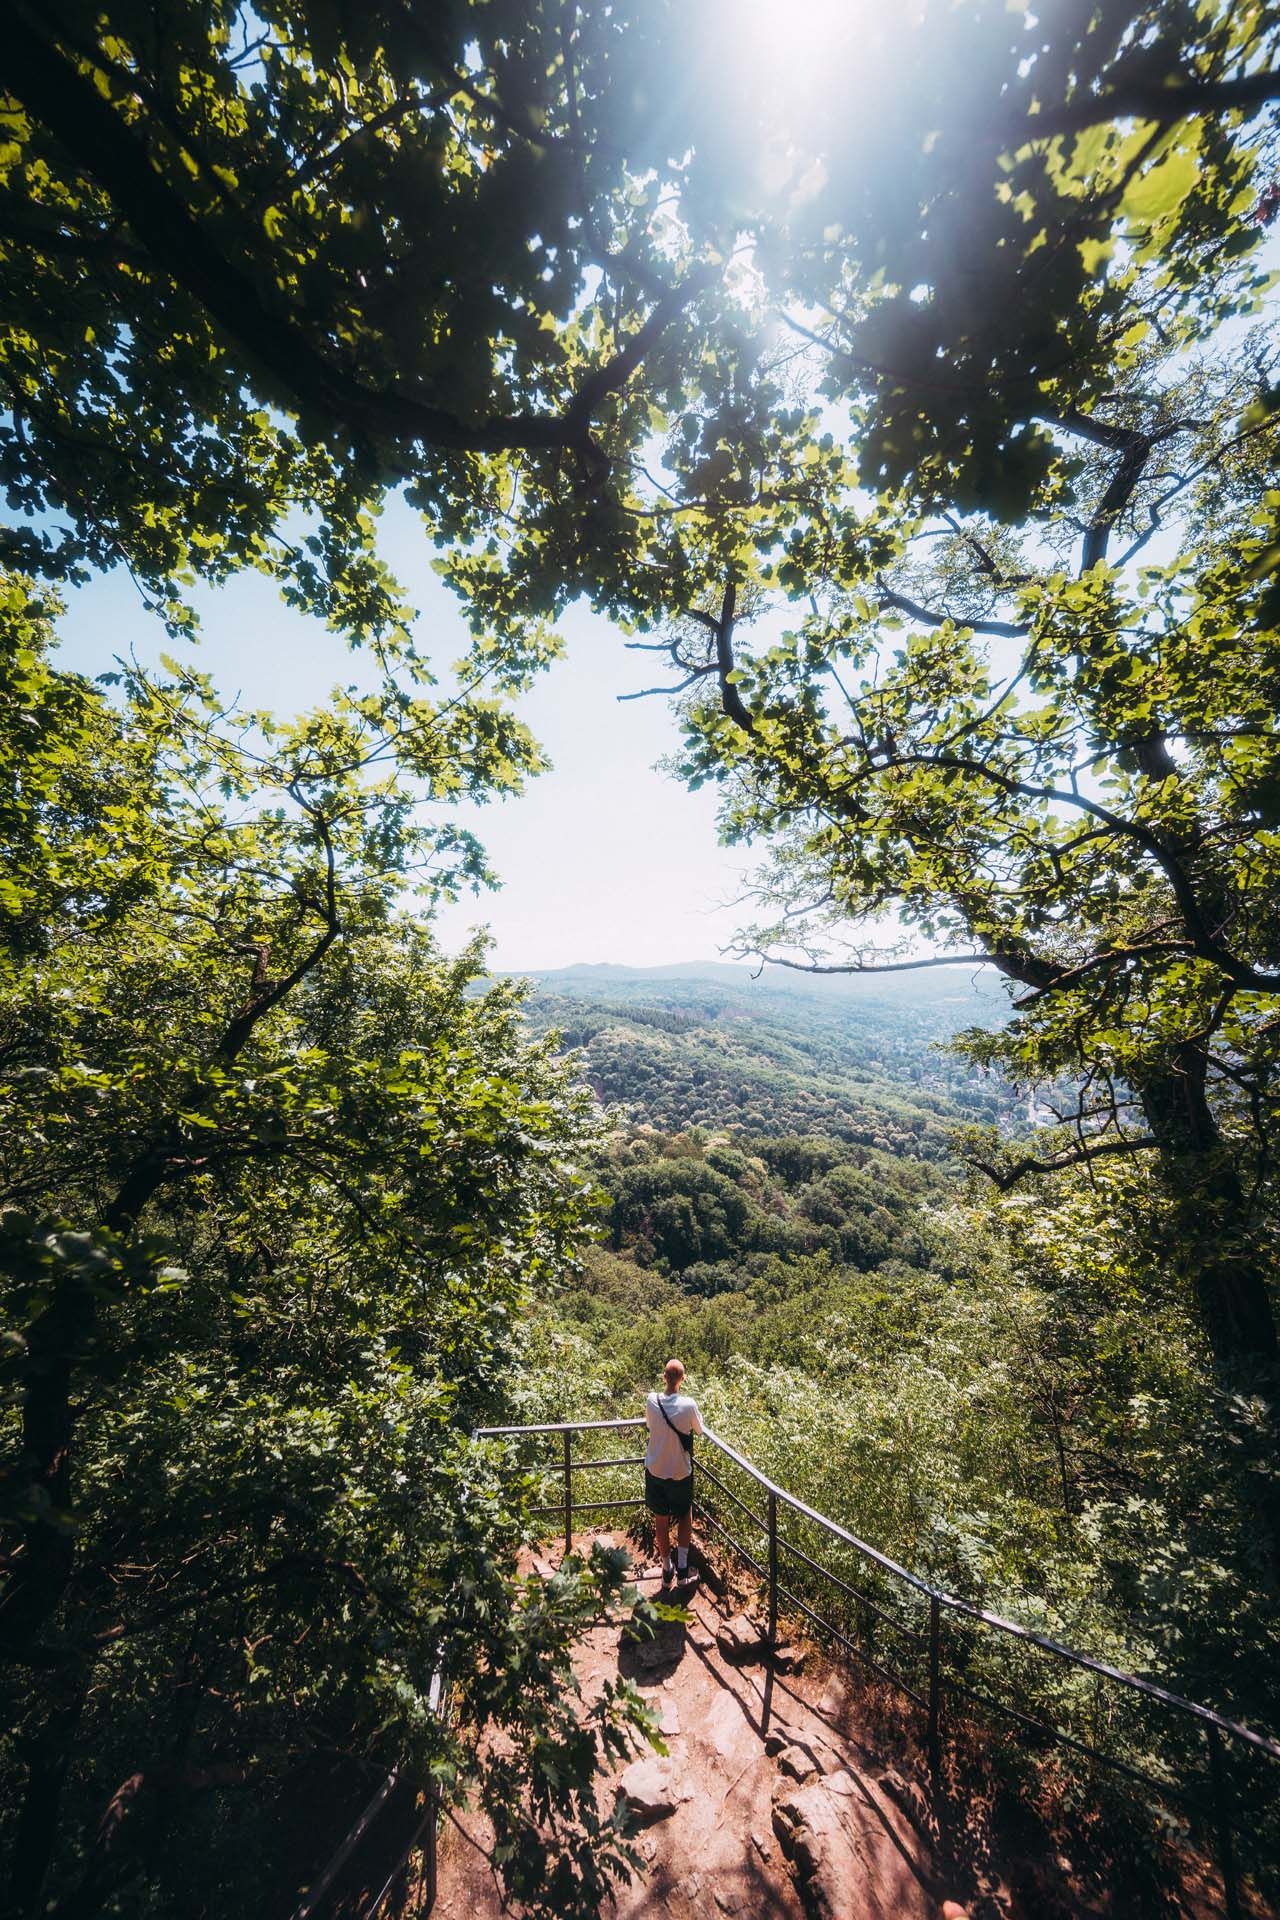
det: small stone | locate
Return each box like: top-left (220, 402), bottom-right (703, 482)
top-left (617, 1758), bottom-right (677, 1826)
top-left (751, 1829), bottom-right (772, 1863)
top-left (942, 1905), bottom-right (970, 1920)
top-left (776, 1743), bottom-right (820, 1783)
top-left (659, 1697), bottom-right (681, 1737)
top-left (683, 1872), bottom-right (702, 1898)
top-left (716, 1612), bottom-right (766, 1664)
top-left (770, 1642), bottom-right (807, 1675)
top-left (640, 1837), bottom-right (658, 1862)
top-left (714, 1890), bottom-right (741, 1914)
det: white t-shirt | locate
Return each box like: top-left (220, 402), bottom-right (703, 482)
top-left (644, 1390), bottom-right (703, 1481)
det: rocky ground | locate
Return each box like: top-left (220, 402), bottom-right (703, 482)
top-left (429, 1528), bottom-right (1263, 1920)
top-left (433, 1535), bottom-right (983, 1920)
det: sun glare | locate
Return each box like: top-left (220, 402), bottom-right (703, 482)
top-left (725, 0), bottom-right (894, 99)
top-left (706, 0), bottom-right (907, 190)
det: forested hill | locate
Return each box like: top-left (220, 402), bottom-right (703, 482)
top-left (514, 962), bottom-right (1015, 1157)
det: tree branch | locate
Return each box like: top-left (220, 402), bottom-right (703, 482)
top-left (1021, 69), bottom-right (1280, 141)
top-left (739, 948), bottom-right (998, 977)
top-left (973, 1134), bottom-right (1160, 1189)
top-left (4, 13), bottom-right (699, 461)
top-left (877, 582), bottom-right (1030, 639)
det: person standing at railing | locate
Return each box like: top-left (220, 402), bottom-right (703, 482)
top-left (644, 1358), bottom-right (704, 1590)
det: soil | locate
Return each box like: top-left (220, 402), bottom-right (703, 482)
top-left (434, 1536), bottom-right (960, 1919)
top-left (430, 1531), bottom-right (1264, 1920)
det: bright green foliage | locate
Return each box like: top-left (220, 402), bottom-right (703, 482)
top-left (727, 0), bottom-right (1280, 515)
top-left (0, 581), bottom-right (662, 1916)
top-left (5, 3), bottom-right (1277, 642)
top-left (664, 339), bottom-right (1280, 1433)
top-left (6, 2), bottom-right (1280, 1904)
top-left (521, 965), bottom-right (1014, 1146)
top-left (522, 1147), bottom-right (1280, 1901)
top-left (0, 0), bottom-right (715, 636)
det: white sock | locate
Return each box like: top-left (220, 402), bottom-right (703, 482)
top-left (677, 1547), bottom-right (689, 1571)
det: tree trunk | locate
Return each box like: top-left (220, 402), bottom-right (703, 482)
top-left (0, 1273), bottom-right (89, 1663)
top-left (6, 1672), bottom-right (88, 1919)
top-left (1137, 1048), bottom-right (1280, 1582)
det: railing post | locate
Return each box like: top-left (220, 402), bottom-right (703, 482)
top-left (1206, 1725), bottom-right (1242, 1920)
top-left (767, 1489), bottom-right (778, 1651)
top-left (563, 1427), bottom-right (573, 1555)
top-left (927, 1593), bottom-right (941, 1774)
top-left (423, 1783), bottom-right (438, 1914)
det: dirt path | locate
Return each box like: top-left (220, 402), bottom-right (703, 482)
top-left (433, 1535), bottom-right (961, 1920)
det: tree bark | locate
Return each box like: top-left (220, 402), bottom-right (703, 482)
top-left (6, 1671), bottom-right (88, 1919)
top-left (1137, 1049), bottom-right (1280, 1582)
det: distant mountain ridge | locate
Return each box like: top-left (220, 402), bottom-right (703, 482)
top-left (511, 958), bottom-right (1013, 1152)
top-left (515, 957), bottom-right (1008, 1010)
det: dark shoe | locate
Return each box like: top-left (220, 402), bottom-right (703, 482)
top-left (676, 1564), bottom-right (699, 1592)
top-left (660, 1562), bottom-right (675, 1589)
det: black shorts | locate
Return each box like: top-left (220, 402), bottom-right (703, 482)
top-left (645, 1468), bottom-right (693, 1519)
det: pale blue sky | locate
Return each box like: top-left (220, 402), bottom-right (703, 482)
top-left (52, 495), bottom-right (749, 972)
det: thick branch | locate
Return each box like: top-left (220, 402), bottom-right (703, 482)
top-left (4, 13), bottom-right (696, 460)
top-left (1021, 68), bottom-right (1280, 140)
top-left (877, 583), bottom-right (1029, 639)
top-left (899, 749), bottom-right (1275, 990)
top-left (742, 949), bottom-right (997, 977)
top-left (974, 1134), bottom-right (1160, 1189)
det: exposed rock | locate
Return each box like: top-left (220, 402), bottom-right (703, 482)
top-left (716, 1612), bottom-right (766, 1663)
top-left (623, 1614), bottom-right (686, 1675)
top-left (776, 1742), bottom-right (821, 1783)
top-left (878, 1767), bottom-right (931, 1835)
top-left (658, 1696), bottom-right (681, 1737)
top-left (697, 1556), bottom-right (728, 1598)
top-left (817, 1680), bottom-right (849, 1721)
top-left (773, 1778), bottom-right (936, 1920)
top-left (941, 1904), bottom-right (971, 1919)
top-left (771, 1642), bottom-right (807, 1674)
top-left (713, 1890), bottom-right (742, 1914)
top-left (617, 1758), bottom-right (677, 1826)
top-left (751, 1828), bottom-right (773, 1863)
top-left (705, 1688), bottom-right (746, 1760)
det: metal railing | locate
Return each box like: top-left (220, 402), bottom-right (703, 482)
top-left (474, 1416), bottom-right (1280, 1920)
top-left (289, 1670), bottom-right (444, 1920)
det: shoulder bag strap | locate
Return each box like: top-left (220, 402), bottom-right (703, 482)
top-left (657, 1393), bottom-right (694, 1456)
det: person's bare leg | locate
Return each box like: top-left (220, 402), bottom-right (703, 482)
top-left (675, 1509), bottom-right (696, 1583)
top-left (654, 1515), bottom-right (671, 1574)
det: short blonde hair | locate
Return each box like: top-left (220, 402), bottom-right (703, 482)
top-left (663, 1358), bottom-right (686, 1391)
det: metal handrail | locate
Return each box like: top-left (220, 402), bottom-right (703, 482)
top-left (475, 1416), bottom-right (1280, 1763)
top-left (474, 1413), bottom-right (1280, 1920)
top-left (289, 1672), bottom-right (444, 1920)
